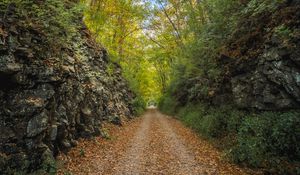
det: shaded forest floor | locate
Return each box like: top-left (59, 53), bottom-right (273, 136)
top-left (57, 109), bottom-right (261, 175)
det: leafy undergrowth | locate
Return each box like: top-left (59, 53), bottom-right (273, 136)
top-left (132, 96), bottom-right (147, 116)
top-left (159, 99), bottom-right (300, 174)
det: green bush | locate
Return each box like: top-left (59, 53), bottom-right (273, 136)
top-left (225, 109), bottom-right (244, 134)
top-left (158, 94), bottom-right (178, 116)
top-left (178, 104), bottom-right (206, 130)
top-left (232, 114), bottom-right (270, 167)
top-left (161, 100), bottom-right (300, 173)
top-left (175, 104), bottom-right (226, 138)
top-left (132, 96), bottom-right (146, 116)
top-left (199, 112), bottom-right (224, 138)
top-left (230, 111), bottom-right (300, 172)
top-left (269, 112), bottom-right (300, 159)
top-left (182, 105), bottom-right (244, 138)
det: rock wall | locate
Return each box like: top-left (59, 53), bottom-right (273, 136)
top-left (217, 2), bottom-right (300, 110)
top-left (0, 4), bottom-right (134, 174)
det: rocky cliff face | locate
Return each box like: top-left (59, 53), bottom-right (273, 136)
top-left (217, 2), bottom-right (300, 110)
top-left (0, 4), bottom-right (134, 174)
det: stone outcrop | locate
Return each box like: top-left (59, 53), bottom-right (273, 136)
top-left (230, 32), bottom-right (300, 110)
top-left (0, 4), bottom-right (134, 174)
top-left (217, 3), bottom-right (300, 110)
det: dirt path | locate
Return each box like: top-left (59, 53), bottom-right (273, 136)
top-left (58, 109), bottom-right (259, 175)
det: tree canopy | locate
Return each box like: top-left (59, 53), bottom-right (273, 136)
top-left (83, 0), bottom-right (242, 105)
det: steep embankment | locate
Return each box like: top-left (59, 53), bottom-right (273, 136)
top-left (0, 1), bottom-right (133, 174)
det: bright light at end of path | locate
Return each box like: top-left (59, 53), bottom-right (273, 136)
top-left (148, 105), bottom-right (157, 109)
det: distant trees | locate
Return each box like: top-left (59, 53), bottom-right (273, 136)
top-left (83, 0), bottom-right (241, 104)
top-left (84, 0), bottom-right (163, 107)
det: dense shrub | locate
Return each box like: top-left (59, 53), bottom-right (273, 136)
top-left (132, 96), bottom-right (147, 116)
top-left (177, 104), bottom-right (206, 130)
top-left (198, 113), bottom-right (224, 138)
top-left (225, 110), bottom-right (244, 134)
top-left (158, 94), bottom-right (179, 116)
top-left (159, 97), bottom-right (300, 173)
top-left (231, 114), bottom-right (271, 167)
top-left (231, 112), bottom-right (300, 172)
top-left (172, 104), bottom-right (244, 139)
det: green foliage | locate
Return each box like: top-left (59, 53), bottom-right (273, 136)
top-left (274, 25), bottom-right (293, 39)
top-left (177, 104), bottom-right (206, 132)
top-left (106, 63), bottom-right (115, 76)
top-left (158, 93), bottom-right (178, 116)
top-left (159, 97), bottom-right (300, 173)
top-left (243, 0), bottom-right (285, 15)
top-left (270, 113), bottom-right (300, 158)
top-left (101, 128), bottom-right (111, 140)
top-left (173, 104), bottom-right (242, 139)
top-left (64, 171), bottom-right (73, 175)
top-left (34, 150), bottom-right (57, 175)
top-left (79, 148), bottom-right (85, 157)
top-left (0, 0), bottom-right (84, 47)
top-left (84, 0), bottom-right (163, 108)
top-left (132, 96), bottom-right (147, 116)
top-left (199, 113), bottom-right (224, 138)
top-left (232, 114), bottom-right (270, 167)
top-left (225, 110), bottom-right (244, 134)
top-left (232, 112), bottom-right (300, 170)
top-left (39, 162), bottom-right (57, 175)
top-left (160, 0), bottom-right (242, 103)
